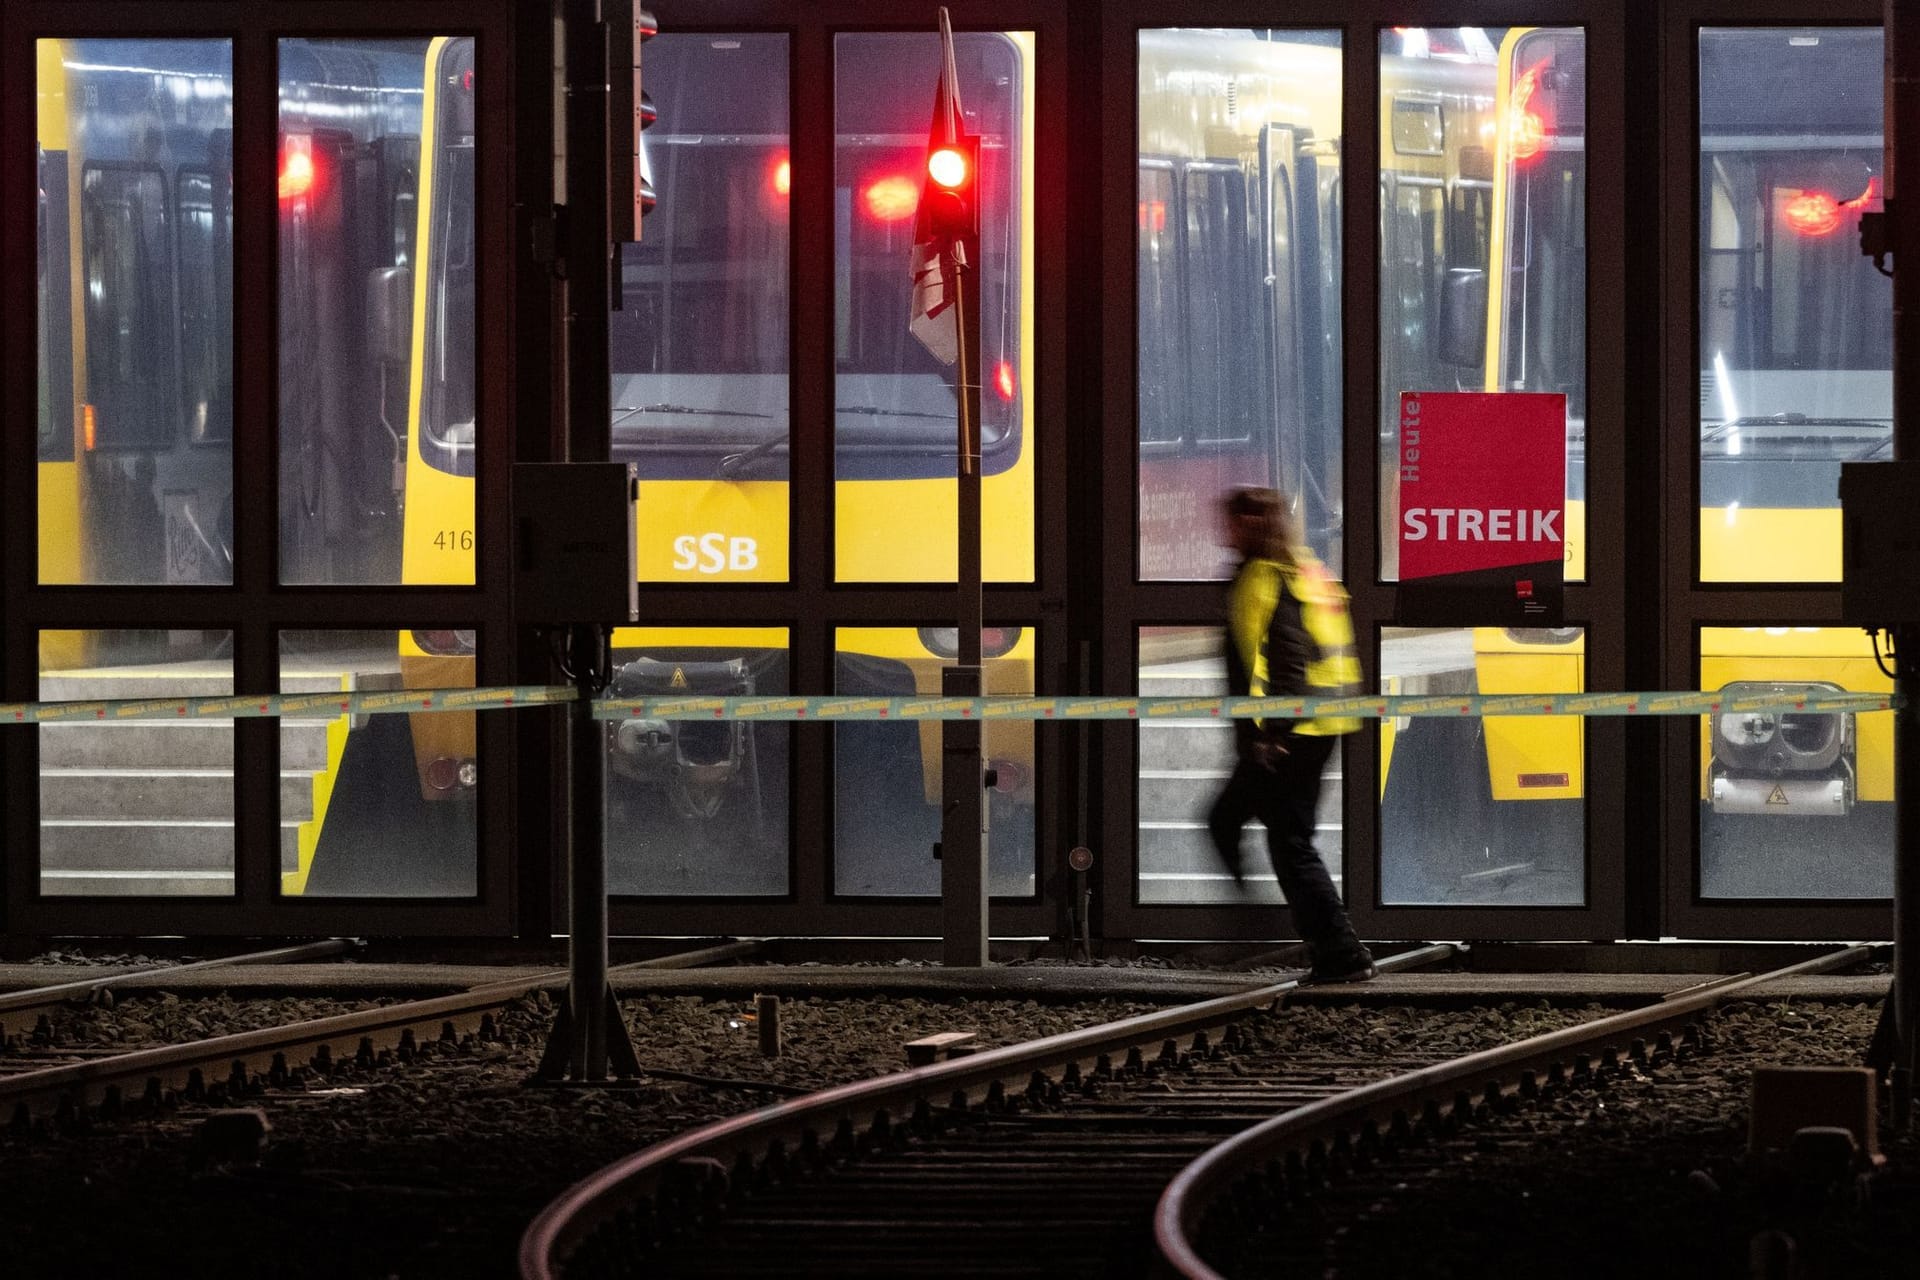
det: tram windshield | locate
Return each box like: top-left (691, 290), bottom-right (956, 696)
top-left (1698, 27), bottom-right (1889, 579)
top-left (608, 31), bottom-right (1024, 482)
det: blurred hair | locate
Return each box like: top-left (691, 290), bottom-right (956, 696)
top-left (1224, 487), bottom-right (1300, 564)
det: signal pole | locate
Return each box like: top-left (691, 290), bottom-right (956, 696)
top-left (534, 0), bottom-right (639, 1084)
top-left (940, 212), bottom-right (988, 968)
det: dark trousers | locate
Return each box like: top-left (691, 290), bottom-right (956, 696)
top-left (1207, 732), bottom-right (1362, 959)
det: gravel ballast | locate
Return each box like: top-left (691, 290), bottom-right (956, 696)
top-left (0, 988), bottom-right (1911, 1279)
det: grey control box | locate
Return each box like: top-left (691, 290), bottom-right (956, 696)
top-left (1839, 460), bottom-right (1920, 625)
top-left (511, 463), bottom-right (638, 623)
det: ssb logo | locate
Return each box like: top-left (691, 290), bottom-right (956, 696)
top-left (672, 532), bottom-right (759, 574)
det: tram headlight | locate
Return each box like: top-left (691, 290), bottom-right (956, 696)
top-left (1712, 681), bottom-right (1847, 775)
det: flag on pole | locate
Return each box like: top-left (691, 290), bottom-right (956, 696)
top-left (908, 8), bottom-right (965, 366)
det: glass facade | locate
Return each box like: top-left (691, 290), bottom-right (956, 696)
top-left (39, 629), bottom-right (234, 896)
top-left (279, 37), bottom-right (466, 586)
top-left (1380, 626), bottom-right (1585, 905)
top-left (1378, 27), bottom-right (1586, 582)
top-left (614, 33), bottom-right (792, 584)
top-left (832, 32), bottom-right (1035, 583)
top-left (833, 626), bottom-right (1035, 896)
top-left (603, 628), bottom-right (791, 896)
top-left (1137, 29), bottom-right (1343, 582)
top-left (1697, 28), bottom-right (1888, 584)
top-left (1136, 625), bottom-right (1345, 906)
top-left (36, 39), bottom-right (234, 585)
top-left (1697, 627), bottom-right (1893, 899)
top-left (276, 629), bottom-right (477, 898)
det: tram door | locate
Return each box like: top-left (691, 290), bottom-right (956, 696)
top-left (8, 1), bottom-right (522, 936)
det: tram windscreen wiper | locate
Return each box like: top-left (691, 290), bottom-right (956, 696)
top-left (837, 403), bottom-right (953, 421)
top-left (611, 402), bottom-right (774, 428)
top-left (719, 430), bottom-right (789, 479)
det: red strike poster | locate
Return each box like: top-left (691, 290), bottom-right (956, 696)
top-left (1397, 391), bottom-right (1566, 625)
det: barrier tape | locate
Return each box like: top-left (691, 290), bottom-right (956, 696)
top-left (595, 689), bottom-right (1901, 721)
top-left (1, 684), bottom-right (577, 725)
top-left (0, 687), bottom-right (1899, 725)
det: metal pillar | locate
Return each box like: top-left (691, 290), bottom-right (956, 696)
top-left (939, 232), bottom-right (988, 968)
top-left (535, 0), bottom-right (637, 1083)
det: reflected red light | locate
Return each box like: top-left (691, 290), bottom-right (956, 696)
top-left (1137, 199), bottom-right (1166, 232)
top-left (278, 146), bottom-right (314, 200)
top-left (994, 361), bottom-right (1015, 402)
top-left (863, 174), bottom-right (919, 221)
top-left (1508, 61), bottom-right (1550, 165)
top-left (1785, 178), bottom-right (1880, 237)
top-left (1784, 190), bottom-right (1842, 236)
top-left (772, 156), bottom-right (791, 197)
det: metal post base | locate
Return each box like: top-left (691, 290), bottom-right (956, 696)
top-left (534, 986), bottom-right (641, 1084)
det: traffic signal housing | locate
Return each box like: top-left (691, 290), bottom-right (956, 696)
top-left (609, 2), bottom-right (658, 243)
top-left (922, 134), bottom-right (979, 244)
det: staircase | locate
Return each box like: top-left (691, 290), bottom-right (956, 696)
top-left (36, 660), bottom-right (393, 897)
top-left (1136, 658), bottom-right (1344, 906)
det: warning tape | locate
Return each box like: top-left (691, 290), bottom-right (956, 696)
top-left (0, 685), bottom-right (577, 725)
top-left (590, 688), bottom-right (1901, 721)
top-left (0, 687), bottom-right (1899, 725)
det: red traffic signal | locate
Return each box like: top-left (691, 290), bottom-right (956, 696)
top-left (927, 145), bottom-right (968, 189)
top-left (921, 135), bottom-right (979, 240)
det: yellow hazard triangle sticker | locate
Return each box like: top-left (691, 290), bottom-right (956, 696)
top-left (1766, 784), bottom-right (1789, 806)
top-left (671, 667), bottom-right (689, 689)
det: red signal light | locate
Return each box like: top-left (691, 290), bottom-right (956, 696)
top-left (927, 145), bottom-right (969, 189)
top-left (1784, 190), bottom-right (1842, 236)
top-left (772, 156), bottom-right (791, 197)
top-left (278, 143), bottom-right (315, 200)
top-left (994, 360), bottom-right (1015, 402)
top-left (1783, 177), bottom-right (1880, 237)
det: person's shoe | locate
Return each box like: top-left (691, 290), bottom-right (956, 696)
top-left (1300, 950), bottom-right (1377, 986)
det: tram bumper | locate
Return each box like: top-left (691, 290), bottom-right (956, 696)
top-left (1707, 681), bottom-right (1855, 817)
top-left (608, 657), bottom-right (756, 820)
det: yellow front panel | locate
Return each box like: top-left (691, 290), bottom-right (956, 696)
top-left (1475, 645), bottom-right (1584, 800)
top-left (636, 480), bottom-right (788, 581)
top-left (1700, 507), bottom-right (1841, 583)
top-left (836, 468), bottom-right (1036, 583)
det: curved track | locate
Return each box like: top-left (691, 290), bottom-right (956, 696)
top-left (518, 945), bottom-right (1458, 1278)
top-left (1155, 946), bottom-right (1871, 1278)
top-left (522, 946), bottom-right (1871, 1279)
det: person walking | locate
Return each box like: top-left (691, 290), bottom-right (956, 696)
top-left (1209, 487), bottom-right (1375, 984)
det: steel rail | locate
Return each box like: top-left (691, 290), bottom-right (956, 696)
top-left (0, 938), bottom-right (764, 1124)
top-left (517, 943), bottom-right (1459, 1279)
top-left (0, 939), bottom-right (354, 1038)
top-left (1153, 944), bottom-right (1876, 1279)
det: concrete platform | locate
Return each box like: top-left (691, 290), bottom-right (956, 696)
top-left (0, 962), bottom-right (1890, 1004)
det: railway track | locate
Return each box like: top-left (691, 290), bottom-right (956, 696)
top-left (518, 944), bottom-right (1457, 1278)
top-left (520, 946), bottom-right (1873, 1280)
top-left (0, 938), bottom-right (352, 1045)
top-left (0, 939), bottom-right (762, 1130)
top-left (1156, 946), bottom-right (1874, 1279)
